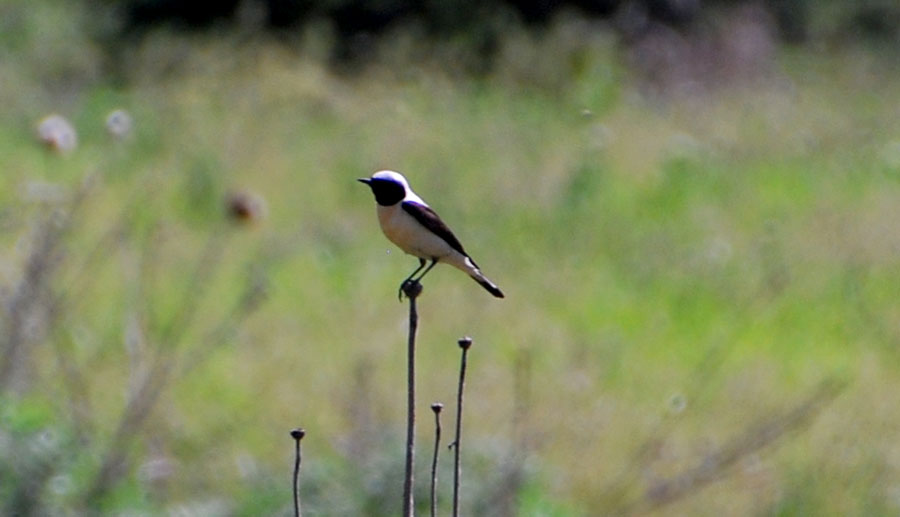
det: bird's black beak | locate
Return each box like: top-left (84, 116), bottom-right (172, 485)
top-left (358, 178), bottom-right (371, 185)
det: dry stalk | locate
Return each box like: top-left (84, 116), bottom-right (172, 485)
top-left (401, 279), bottom-right (423, 516)
top-left (290, 428), bottom-right (306, 517)
top-left (451, 336), bottom-right (473, 517)
top-left (430, 402), bottom-right (444, 517)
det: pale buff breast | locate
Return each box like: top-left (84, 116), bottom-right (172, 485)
top-left (376, 204), bottom-right (467, 267)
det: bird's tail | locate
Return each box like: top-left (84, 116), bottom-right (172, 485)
top-left (470, 272), bottom-right (504, 298)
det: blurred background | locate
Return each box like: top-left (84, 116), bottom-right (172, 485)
top-left (3, 0), bottom-right (900, 515)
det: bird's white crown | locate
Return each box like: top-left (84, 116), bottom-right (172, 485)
top-left (371, 170), bottom-right (410, 191)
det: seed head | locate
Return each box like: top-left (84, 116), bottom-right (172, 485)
top-left (37, 114), bottom-right (77, 153)
top-left (430, 402), bottom-right (443, 413)
top-left (290, 428), bottom-right (306, 441)
top-left (457, 336), bottom-right (473, 350)
top-left (668, 394), bottom-right (687, 415)
top-left (226, 190), bottom-right (267, 224)
top-left (105, 109), bottom-right (133, 139)
top-left (401, 279), bottom-right (423, 298)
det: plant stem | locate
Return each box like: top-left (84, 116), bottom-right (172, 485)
top-left (430, 403), bottom-right (444, 517)
top-left (402, 281), bottom-right (422, 516)
top-left (452, 336), bottom-right (472, 517)
top-left (291, 428), bottom-right (306, 517)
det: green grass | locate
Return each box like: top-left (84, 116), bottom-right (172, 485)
top-left (4, 4), bottom-right (900, 515)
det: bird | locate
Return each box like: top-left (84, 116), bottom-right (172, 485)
top-left (359, 170), bottom-right (504, 299)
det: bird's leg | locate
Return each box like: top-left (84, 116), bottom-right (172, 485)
top-left (412, 259), bottom-right (438, 283)
top-left (399, 258), bottom-right (427, 301)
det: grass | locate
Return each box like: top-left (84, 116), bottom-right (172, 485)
top-left (4, 3), bottom-right (900, 514)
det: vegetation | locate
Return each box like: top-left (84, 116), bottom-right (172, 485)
top-left (4, 0), bottom-right (900, 515)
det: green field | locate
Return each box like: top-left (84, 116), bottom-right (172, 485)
top-left (4, 3), bottom-right (900, 515)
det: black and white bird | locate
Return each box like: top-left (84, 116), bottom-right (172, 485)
top-left (359, 170), bottom-right (504, 299)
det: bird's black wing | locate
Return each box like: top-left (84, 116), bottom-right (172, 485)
top-left (401, 201), bottom-right (469, 257)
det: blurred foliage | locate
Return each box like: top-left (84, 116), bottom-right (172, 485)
top-left (78, 0), bottom-right (900, 69)
top-left (3, 0), bottom-right (900, 515)
top-left (102, 0), bottom-right (900, 42)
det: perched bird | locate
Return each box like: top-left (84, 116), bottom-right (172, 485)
top-left (359, 170), bottom-right (504, 299)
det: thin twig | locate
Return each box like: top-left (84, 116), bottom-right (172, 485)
top-left (0, 213), bottom-right (64, 390)
top-left (84, 355), bottom-right (175, 504)
top-left (290, 428), bottom-right (306, 517)
top-left (615, 377), bottom-right (847, 516)
top-left (158, 228), bottom-right (233, 343)
top-left (402, 280), bottom-right (423, 517)
top-left (452, 336), bottom-right (472, 517)
top-left (177, 266), bottom-right (268, 376)
top-left (84, 229), bottom-right (232, 505)
top-left (1, 173), bottom-right (97, 391)
top-left (430, 403), bottom-right (444, 517)
top-left (598, 340), bottom-right (733, 508)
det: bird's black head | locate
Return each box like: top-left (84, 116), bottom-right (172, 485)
top-left (358, 171), bottom-right (408, 206)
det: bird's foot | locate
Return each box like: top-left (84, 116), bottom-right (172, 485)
top-left (399, 279), bottom-right (423, 301)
